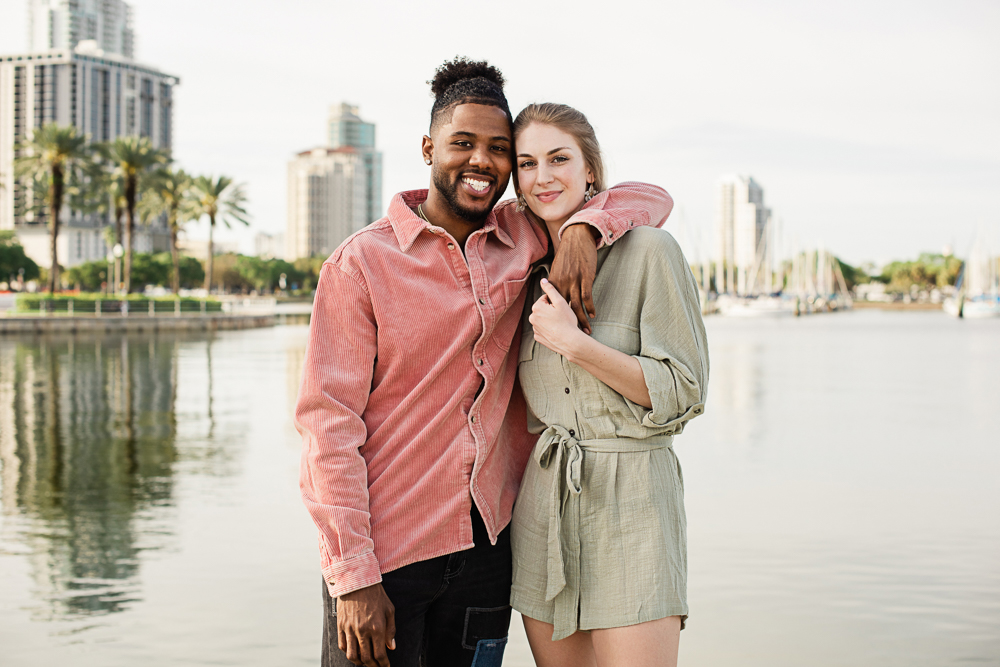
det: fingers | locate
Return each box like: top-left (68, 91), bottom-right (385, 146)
top-left (386, 605), bottom-right (397, 651)
top-left (581, 279), bottom-right (596, 321)
top-left (538, 278), bottom-right (564, 304)
top-left (568, 282), bottom-right (591, 334)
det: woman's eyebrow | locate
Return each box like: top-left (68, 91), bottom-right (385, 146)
top-left (517, 147), bottom-right (571, 158)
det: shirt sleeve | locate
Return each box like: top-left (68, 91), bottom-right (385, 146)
top-left (627, 235), bottom-right (710, 433)
top-left (558, 181), bottom-right (674, 247)
top-left (295, 261), bottom-right (382, 598)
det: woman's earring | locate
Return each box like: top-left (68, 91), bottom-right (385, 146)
top-left (584, 183), bottom-right (597, 202)
top-left (516, 194), bottom-right (527, 212)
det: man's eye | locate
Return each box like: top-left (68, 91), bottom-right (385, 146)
top-left (492, 145), bottom-right (508, 153)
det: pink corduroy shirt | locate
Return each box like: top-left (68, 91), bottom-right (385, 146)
top-left (296, 183), bottom-right (674, 598)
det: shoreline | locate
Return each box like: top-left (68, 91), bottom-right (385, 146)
top-left (0, 313), bottom-right (276, 335)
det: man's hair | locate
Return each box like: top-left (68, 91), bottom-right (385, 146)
top-left (428, 57), bottom-right (512, 133)
top-left (513, 103), bottom-right (606, 192)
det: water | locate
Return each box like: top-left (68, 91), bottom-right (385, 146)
top-left (0, 311), bottom-right (997, 666)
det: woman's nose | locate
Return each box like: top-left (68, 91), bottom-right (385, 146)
top-left (536, 163), bottom-right (553, 184)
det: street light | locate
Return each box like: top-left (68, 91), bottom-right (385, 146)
top-left (106, 252), bottom-right (115, 297)
top-left (112, 244), bottom-right (124, 296)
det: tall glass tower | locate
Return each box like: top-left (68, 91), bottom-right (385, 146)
top-left (328, 103), bottom-right (382, 224)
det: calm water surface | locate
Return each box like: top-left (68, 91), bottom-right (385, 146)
top-left (0, 311), bottom-right (997, 666)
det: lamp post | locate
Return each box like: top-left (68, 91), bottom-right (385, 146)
top-left (106, 251), bottom-right (115, 297)
top-left (112, 243), bottom-right (124, 297)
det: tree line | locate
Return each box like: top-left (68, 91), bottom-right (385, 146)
top-left (13, 123), bottom-right (248, 294)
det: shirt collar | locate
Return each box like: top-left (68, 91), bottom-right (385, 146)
top-left (388, 190), bottom-right (516, 252)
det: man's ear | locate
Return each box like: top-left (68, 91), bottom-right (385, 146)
top-left (421, 135), bottom-right (433, 165)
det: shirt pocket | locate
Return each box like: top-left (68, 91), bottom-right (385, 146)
top-left (517, 332), bottom-right (548, 421)
top-left (503, 275), bottom-right (530, 308)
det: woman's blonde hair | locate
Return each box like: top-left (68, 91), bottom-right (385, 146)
top-left (513, 103), bottom-right (606, 193)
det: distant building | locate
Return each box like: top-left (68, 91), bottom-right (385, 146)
top-left (254, 231), bottom-right (284, 259)
top-left (714, 175), bottom-right (771, 295)
top-left (327, 103), bottom-right (382, 227)
top-left (0, 1), bottom-right (178, 269)
top-left (28, 0), bottom-right (135, 58)
top-left (286, 147), bottom-right (366, 260)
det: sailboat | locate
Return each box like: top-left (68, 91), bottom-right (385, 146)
top-left (944, 233), bottom-right (1000, 318)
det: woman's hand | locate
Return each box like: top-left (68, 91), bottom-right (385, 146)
top-left (529, 278), bottom-right (589, 360)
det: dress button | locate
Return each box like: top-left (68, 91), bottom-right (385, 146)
top-left (569, 429), bottom-right (575, 437)
top-left (564, 387), bottom-right (570, 394)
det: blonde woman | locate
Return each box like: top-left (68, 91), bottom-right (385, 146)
top-left (510, 104), bottom-right (709, 667)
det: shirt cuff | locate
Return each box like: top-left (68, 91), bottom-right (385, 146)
top-left (633, 355), bottom-right (706, 433)
top-left (557, 209), bottom-right (639, 249)
top-left (322, 550), bottom-right (383, 598)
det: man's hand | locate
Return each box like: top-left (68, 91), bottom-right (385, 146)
top-left (549, 223), bottom-right (598, 334)
top-left (337, 583), bottom-right (396, 667)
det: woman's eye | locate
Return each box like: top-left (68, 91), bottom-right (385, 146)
top-left (518, 161), bottom-right (535, 169)
top-left (552, 155), bottom-right (568, 163)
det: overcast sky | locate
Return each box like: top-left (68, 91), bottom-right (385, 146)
top-left (3, 0), bottom-right (998, 265)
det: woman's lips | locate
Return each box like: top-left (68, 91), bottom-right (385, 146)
top-left (535, 191), bottom-right (561, 203)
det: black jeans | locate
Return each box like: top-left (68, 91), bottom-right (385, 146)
top-left (322, 508), bottom-right (512, 667)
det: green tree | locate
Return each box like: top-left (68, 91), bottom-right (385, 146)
top-left (234, 256), bottom-right (303, 293)
top-left (63, 258), bottom-right (109, 291)
top-left (129, 252), bottom-right (171, 289)
top-left (98, 137), bottom-right (168, 292)
top-left (172, 254), bottom-right (205, 289)
top-left (13, 124), bottom-right (92, 292)
top-left (184, 176), bottom-right (249, 294)
top-left (0, 231), bottom-right (41, 285)
top-left (140, 168), bottom-right (191, 294)
top-left (293, 255), bottom-right (326, 291)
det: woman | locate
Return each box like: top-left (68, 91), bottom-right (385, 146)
top-left (509, 103), bottom-right (710, 667)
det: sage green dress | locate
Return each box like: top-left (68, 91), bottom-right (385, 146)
top-left (510, 226), bottom-right (709, 641)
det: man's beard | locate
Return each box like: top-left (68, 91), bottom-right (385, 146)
top-left (432, 168), bottom-right (507, 224)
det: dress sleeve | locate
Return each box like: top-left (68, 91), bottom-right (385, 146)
top-left (628, 236), bottom-right (710, 433)
top-left (295, 262), bottom-right (382, 597)
top-left (557, 181), bottom-right (674, 248)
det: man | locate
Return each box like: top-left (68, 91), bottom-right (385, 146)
top-left (296, 57), bottom-right (673, 667)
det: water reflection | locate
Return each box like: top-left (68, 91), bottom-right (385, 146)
top-left (0, 334), bottom-right (219, 620)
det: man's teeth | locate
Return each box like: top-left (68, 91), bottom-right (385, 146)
top-left (462, 177), bottom-right (490, 193)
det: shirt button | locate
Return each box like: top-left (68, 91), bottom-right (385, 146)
top-left (628, 220), bottom-right (634, 227)
top-left (478, 298), bottom-right (485, 305)
top-left (477, 359), bottom-right (484, 366)
top-left (447, 243), bottom-right (455, 250)
top-left (569, 429), bottom-right (575, 437)
top-left (471, 415), bottom-right (477, 424)
top-left (564, 387), bottom-right (570, 394)
top-left (608, 232), bottom-right (614, 238)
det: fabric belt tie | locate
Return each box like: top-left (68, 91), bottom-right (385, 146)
top-left (534, 424), bottom-right (672, 641)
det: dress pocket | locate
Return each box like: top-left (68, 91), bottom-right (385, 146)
top-left (518, 333), bottom-right (548, 421)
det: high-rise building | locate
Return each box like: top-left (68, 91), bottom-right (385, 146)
top-left (0, 1), bottom-right (178, 269)
top-left (714, 175), bottom-right (771, 295)
top-left (286, 147), bottom-right (367, 261)
top-left (285, 105), bottom-right (382, 260)
top-left (328, 103), bottom-right (382, 225)
top-left (28, 0), bottom-right (135, 58)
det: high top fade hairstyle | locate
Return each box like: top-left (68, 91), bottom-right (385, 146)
top-left (514, 103), bottom-right (606, 193)
top-left (428, 57), bottom-right (513, 133)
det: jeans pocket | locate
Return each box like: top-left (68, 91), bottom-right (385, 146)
top-left (470, 636), bottom-right (507, 667)
top-left (461, 605), bottom-right (512, 650)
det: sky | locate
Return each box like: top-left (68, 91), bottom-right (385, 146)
top-left (2, 0), bottom-right (998, 266)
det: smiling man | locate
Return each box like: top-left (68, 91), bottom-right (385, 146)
top-left (296, 57), bottom-right (673, 667)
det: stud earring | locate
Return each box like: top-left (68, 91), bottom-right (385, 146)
top-left (516, 194), bottom-right (527, 212)
top-left (584, 183), bottom-right (597, 202)
top-left (424, 157), bottom-right (432, 165)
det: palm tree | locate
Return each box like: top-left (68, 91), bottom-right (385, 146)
top-left (185, 176), bottom-right (249, 294)
top-left (13, 124), bottom-right (92, 293)
top-left (99, 137), bottom-right (168, 292)
top-left (139, 167), bottom-right (191, 294)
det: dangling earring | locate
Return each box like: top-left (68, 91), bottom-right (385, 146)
top-left (516, 193), bottom-right (527, 212)
top-left (584, 183), bottom-right (596, 202)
